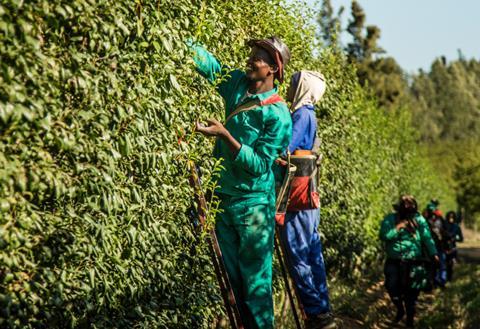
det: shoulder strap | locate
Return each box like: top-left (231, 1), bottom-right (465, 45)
top-left (225, 100), bottom-right (260, 124)
top-left (225, 94), bottom-right (285, 124)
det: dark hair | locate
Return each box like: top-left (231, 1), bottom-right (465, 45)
top-left (290, 72), bottom-right (301, 90)
top-left (396, 195), bottom-right (418, 212)
top-left (393, 195), bottom-right (417, 223)
top-left (446, 211), bottom-right (456, 221)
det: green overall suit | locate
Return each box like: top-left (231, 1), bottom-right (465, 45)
top-left (189, 42), bottom-right (292, 329)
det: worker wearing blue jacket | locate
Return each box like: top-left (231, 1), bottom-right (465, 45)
top-left (280, 71), bottom-right (336, 329)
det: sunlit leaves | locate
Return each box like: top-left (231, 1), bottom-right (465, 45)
top-left (0, 0), bottom-right (453, 327)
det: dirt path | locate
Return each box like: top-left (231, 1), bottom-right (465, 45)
top-left (458, 247), bottom-right (480, 263)
top-left (333, 227), bottom-right (480, 329)
top-left (457, 225), bottom-right (480, 264)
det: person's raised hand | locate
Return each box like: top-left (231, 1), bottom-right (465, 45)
top-left (395, 219), bottom-right (409, 231)
top-left (195, 119), bottom-right (226, 137)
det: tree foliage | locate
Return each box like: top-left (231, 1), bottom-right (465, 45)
top-left (409, 56), bottom-right (480, 226)
top-left (410, 57), bottom-right (480, 142)
top-left (326, 0), bottom-right (480, 224)
top-left (0, 0), bottom-right (456, 327)
top-left (343, 0), bottom-right (408, 109)
top-left (317, 0), bottom-right (343, 47)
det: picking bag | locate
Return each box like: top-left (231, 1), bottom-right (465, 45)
top-left (274, 156), bottom-right (296, 226)
top-left (286, 153), bottom-right (321, 211)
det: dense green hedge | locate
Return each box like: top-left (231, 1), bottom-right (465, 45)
top-left (0, 0), bottom-right (453, 327)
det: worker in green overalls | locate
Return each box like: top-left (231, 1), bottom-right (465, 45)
top-left (188, 37), bottom-right (292, 329)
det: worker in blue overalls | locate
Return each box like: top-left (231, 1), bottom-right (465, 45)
top-left (280, 71), bottom-right (336, 329)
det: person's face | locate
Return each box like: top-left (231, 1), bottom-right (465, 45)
top-left (246, 46), bottom-right (277, 82)
top-left (399, 201), bottom-right (416, 219)
top-left (448, 215), bottom-right (455, 223)
top-left (405, 209), bottom-right (416, 220)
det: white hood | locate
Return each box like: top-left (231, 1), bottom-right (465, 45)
top-left (290, 70), bottom-right (326, 112)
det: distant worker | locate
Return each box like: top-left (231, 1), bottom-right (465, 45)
top-left (444, 211), bottom-right (463, 281)
top-left (279, 71), bottom-right (336, 329)
top-left (380, 195), bottom-right (439, 328)
top-left (423, 200), bottom-right (449, 288)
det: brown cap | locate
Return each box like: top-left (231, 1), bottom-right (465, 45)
top-left (248, 36), bottom-right (291, 83)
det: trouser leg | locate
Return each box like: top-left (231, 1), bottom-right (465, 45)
top-left (384, 260), bottom-right (405, 314)
top-left (216, 201), bottom-right (249, 324)
top-left (405, 288), bottom-right (420, 325)
top-left (216, 196), bottom-right (275, 329)
top-left (435, 252), bottom-right (447, 287)
top-left (446, 251), bottom-right (456, 281)
top-left (308, 209), bottom-right (331, 314)
top-left (280, 209), bottom-right (330, 316)
top-left (446, 257), bottom-right (453, 282)
top-left (237, 201), bottom-right (275, 329)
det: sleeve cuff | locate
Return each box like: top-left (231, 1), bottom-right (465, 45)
top-left (385, 229), bottom-right (399, 240)
top-left (185, 38), bottom-right (195, 47)
top-left (233, 144), bottom-right (263, 176)
top-left (233, 143), bottom-right (248, 164)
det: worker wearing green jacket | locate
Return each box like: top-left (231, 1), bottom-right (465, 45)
top-left (380, 195), bottom-right (439, 328)
top-left (380, 213), bottom-right (437, 261)
top-left (188, 37), bottom-right (292, 329)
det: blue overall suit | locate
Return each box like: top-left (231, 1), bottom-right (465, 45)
top-left (279, 104), bottom-right (331, 316)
